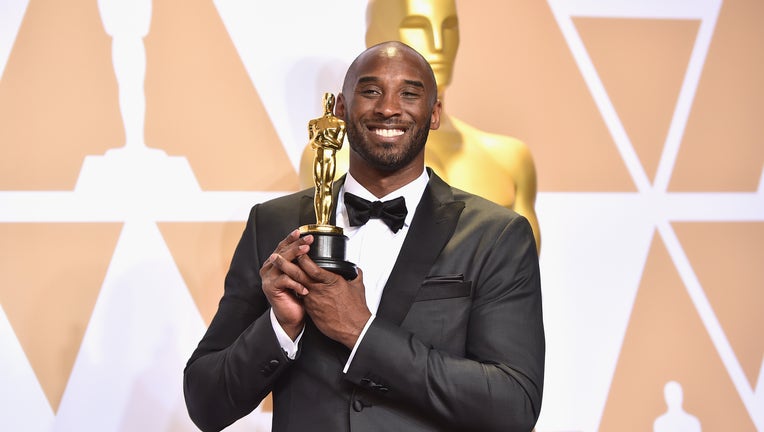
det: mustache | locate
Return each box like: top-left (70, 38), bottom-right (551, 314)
top-left (365, 119), bottom-right (411, 128)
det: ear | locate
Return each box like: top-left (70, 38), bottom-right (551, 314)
top-left (335, 93), bottom-right (347, 118)
top-left (429, 99), bottom-right (442, 130)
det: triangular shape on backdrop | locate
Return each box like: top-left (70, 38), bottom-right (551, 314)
top-left (574, 17), bottom-right (699, 184)
top-left (145, 0), bottom-right (298, 191)
top-left (0, 222), bottom-right (122, 411)
top-left (599, 232), bottom-right (755, 430)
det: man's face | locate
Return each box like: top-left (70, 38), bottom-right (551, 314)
top-left (366, 0), bottom-right (459, 90)
top-left (337, 44), bottom-right (441, 173)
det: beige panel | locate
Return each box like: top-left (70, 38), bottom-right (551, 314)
top-left (448, 0), bottom-right (634, 191)
top-left (0, 223), bottom-right (122, 412)
top-left (144, 0), bottom-right (298, 191)
top-left (600, 233), bottom-right (754, 430)
top-left (671, 0), bottom-right (764, 191)
top-left (673, 222), bottom-right (764, 387)
top-left (574, 18), bottom-right (700, 183)
top-left (158, 221), bottom-right (274, 412)
top-left (157, 222), bottom-right (244, 325)
top-left (0, 0), bottom-right (122, 190)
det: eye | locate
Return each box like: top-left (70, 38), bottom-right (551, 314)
top-left (359, 88), bottom-right (381, 97)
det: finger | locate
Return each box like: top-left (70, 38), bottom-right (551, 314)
top-left (276, 231), bottom-right (313, 262)
top-left (270, 253), bottom-right (310, 295)
top-left (348, 267), bottom-right (364, 287)
top-left (295, 254), bottom-right (343, 285)
top-left (260, 252), bottom-right (284, 276)
top-left (274, 273), bottom-right (309, 297)
top-left (281, 228), bottom-right (301, 245)
top-left (270, 229), bottom-right (300, 256)
top-left (261, 253), bottom-right (275, 268)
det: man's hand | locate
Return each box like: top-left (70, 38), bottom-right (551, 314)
top-left (268, 233), bottom-right (371, 349)
top-left (296, 252), bottom-right (371, 349)
top-left (260, 230), bottom-right (371, 348)
top-left (259, 229), bottom-right (312, 340)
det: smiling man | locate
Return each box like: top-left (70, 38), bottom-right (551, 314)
top-left (184, 41), bottom-right (544, 432)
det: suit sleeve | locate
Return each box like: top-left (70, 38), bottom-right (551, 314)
top-left (183, 205), bottom-right (291, 432)
top-left (344, 215), bottom-right (545, 432)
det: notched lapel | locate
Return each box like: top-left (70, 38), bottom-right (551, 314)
top-left (376, 172), bottom-right (465, 326)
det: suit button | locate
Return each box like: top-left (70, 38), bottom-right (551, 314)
top-left (366, 381), bottom-right (389, 393)
top-left (259, 359), bottom-right (280, 376)
top-left (352, 399), bottom-right (371, 412)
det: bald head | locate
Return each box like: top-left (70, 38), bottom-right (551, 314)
top-left (342, 41), bottom-right (439, 106)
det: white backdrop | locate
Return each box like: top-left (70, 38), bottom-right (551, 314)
top-left (1, 0), bottom-right (762, 431)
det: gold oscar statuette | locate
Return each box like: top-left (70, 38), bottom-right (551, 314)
top-left (299, 93), bottom-right (357, 280)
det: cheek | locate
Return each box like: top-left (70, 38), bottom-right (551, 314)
top-left (344, 100), bottom-right (372, 121)
top-left (411, 107), bottom-right (434, 126)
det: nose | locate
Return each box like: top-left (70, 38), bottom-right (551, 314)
top-left (375, 92), bottom-right (402, 118)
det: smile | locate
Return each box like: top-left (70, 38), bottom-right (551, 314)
top-left (372, 127), bottom-right (405, 138)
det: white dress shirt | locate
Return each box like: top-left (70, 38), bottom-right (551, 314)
top-left (271, 169), bottom-right (429, 366)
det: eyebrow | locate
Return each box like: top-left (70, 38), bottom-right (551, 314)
top-left (404, 79), bottom-right (425, 89)
top-left (356, 76), bottom-right (426, 90)
top-left (357, 76), bottom-right (378, 86)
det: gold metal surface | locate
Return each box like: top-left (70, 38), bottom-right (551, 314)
top-left (308, 93), bottom-right (346, 227)
top-left (299, 224), bottom-right (344, 235)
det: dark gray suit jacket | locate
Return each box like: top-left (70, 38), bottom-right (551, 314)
top-left (184, 171), bottom-right (544, 432)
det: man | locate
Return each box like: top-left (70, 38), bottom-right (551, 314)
top-left (184, 41), bottom-right (544, 432)
top-left (299, 0), bottom-right (542, 252)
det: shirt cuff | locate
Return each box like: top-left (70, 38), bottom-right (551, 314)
top-left (342, 314), bottom-right (376, 373)
top-left (269, 308), bottom-right (304, 359)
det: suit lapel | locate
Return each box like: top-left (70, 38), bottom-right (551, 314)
top-left (376, 170), bottom-right (465, 326)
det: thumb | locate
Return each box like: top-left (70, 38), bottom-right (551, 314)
top-left (351, 266), bottom-right (364, 285)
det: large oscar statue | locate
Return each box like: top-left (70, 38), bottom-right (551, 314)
top-left (299, 93), bottom-right (357, 280)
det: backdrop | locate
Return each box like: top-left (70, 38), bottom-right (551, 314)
top-left (1, 0), bottom-right (762, 431)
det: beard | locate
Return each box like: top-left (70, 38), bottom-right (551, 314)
top-left (346, 118), bottom-right (431, 172)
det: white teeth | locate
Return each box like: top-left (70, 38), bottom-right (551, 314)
top-left (373, 128), bottom-right (404, 138)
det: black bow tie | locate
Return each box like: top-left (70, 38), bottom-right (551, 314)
top-left (344, 192), bottom-right (408, 233)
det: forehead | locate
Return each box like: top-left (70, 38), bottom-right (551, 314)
top-left (351, 46), bottom-right (434, 88)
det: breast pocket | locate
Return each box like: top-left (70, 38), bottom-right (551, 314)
top-left (403, 275), bottom-right (473, 355)
top-left (415, 274), bottom-right (472, 301)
